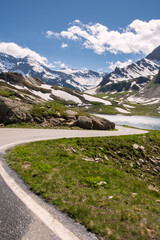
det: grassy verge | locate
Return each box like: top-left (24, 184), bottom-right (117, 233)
top-left (6, 131), bottom-right (160, 240)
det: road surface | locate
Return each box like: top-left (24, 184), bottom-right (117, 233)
top-left (0, 127), bottom-right (148, 240)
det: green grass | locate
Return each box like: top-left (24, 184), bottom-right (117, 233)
top-left (31, 101), bottom-right (90, 120)
top-left (85, 90), bottom-right (160, 117)
top-left (81, 101), bottom-right (160, 117)
top-left (6, 131), bottom-right (160, 240)
top-left (0, 87), bottom-right (16, 98)
top-left (79, 104), bottom-right (119, 115)
top-left (31, 101), bottom-right (68, 118)
top-left (125, 103), bottom-right (160, 117)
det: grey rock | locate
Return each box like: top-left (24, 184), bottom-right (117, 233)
top-left (64, 110), bottom-right (77, 119)
top-left (75, 115), bottom-right (115, 130)
top-left (0, 96), bottom-right (32, 124)
top-left (133, 144), bottom-right (139, 149)
top-left (91, 115), bottom-right (115, 130)
top-left (150, 159), bottom-right (158, 166)
top-left (76, 116), bottom-right (93, 129)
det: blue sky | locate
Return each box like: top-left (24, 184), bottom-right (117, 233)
top-left (0, 0), bottom-right (160, 72)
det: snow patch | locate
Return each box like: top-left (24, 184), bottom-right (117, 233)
top-left (123, 104), bottom-right (135, 109)
top-left (51, 89), bottom-right (82, 104)
top-left (74, 76), bottom-right (102, 88)
top-left (83, 94), bottom-right (111, 105)
top-left (115, 107), bottom-right (130, 113)
top-left (128, 95), bottom-right (160, 105)
top-left (66, 80), bottom-right (83, 91)
top-left (41, 84), bottom-right (52, 90)
top-left (85, 87), bottom-right (97, 95)
top-left (31, 90), bottom-right (52, 100)
top-left (143, 99), bottom-right (160, 105)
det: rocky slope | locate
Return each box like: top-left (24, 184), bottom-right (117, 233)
top-left (0, 53), bottom-right (102, 91)
top-left (97, 45), bottom-right (160, 93)
top-left (127, 69), bottom-right (160, 104)
top-left (0, 72), bottom-right (115, 129)
top-left (0, 72), bottom-right (111, 106)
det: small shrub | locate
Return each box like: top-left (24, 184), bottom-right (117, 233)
top-left (84, 176), bottom-right (107, 188)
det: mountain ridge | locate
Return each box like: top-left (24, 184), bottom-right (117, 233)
top-left (0, 45), bottom-right (160, 95)
top-left (98, 45), bottom-right (160, 93)
top-left (0, 53), bottom-right (103, 91)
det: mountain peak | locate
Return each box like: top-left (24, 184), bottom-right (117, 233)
top-left (146, 45), bottom-right (160, 62)
top-left (0, 52), bottom-right (102, 91)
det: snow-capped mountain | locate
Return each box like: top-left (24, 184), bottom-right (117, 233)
top-left (0, 53), bottom-right (102, 91)
top-left (98, 45), bottom-right (160, 93)
top-left (0, 72), bottom-right (111, 106)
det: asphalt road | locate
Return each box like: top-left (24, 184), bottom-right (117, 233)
top-left (0, 127), bottom-right (148, 240)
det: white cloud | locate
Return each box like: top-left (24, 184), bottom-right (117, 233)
top-left (60, 63), bottom-right (68, 68)
top-left (53, 60), bottom-right (61, 64)
top-left (46, 30), bottom-right (60, 39)
top-left (61, 43), bottom-right (68, 48)
top-left (46, 19), bottom-right (160, 55)
top-left (46, 30), bottom-right (54, 38)
top-left (107, 59), bottom-right (133, 70)
top-left (54, 60), bottom-right (68, 69)
top-left (0, 42), bottom-right (48, 65)
top-left (73, 19), bottom-right (81, 24)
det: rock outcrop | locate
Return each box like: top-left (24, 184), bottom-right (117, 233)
top-left (155, 69), bottom-right (160, 84)
top-left (0, 96), bottom-right (33, 124)
top-left (0, 96), bottom-right (115, 130)
top-left (76, 115), bottom-right (115, 130)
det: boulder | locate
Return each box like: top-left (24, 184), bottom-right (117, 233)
top-left (0, 96), bottom-right (33, 124)
top-left (91, 115), bottom-right (115, 130)
top-left (76, 115), bottom-right (93, 129)
top-left (76, 115), bottom-right (115, 130)
top-left (64, 110), bottom-right (77, 119)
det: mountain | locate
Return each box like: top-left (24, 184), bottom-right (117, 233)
top-left (0, 72), bottom-right (111, 106)
top-left (98, 45), bottom-right (160, 93)
top-left (0, 53), bottom-right (102, 91)
top-left (146, 45), bottom-right (160, 62)
top-left (0, 71), bottom-right (160, 118)
top-left (127, 69), bottom-right (160, 104)
top-left (0, 72), bottom-right (114, 129)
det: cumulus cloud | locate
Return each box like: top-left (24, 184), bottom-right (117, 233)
top-left (61, 43), bottom-right (68, 48)
top-left (107, 59), bottom-right (133, 70)
top-left (54, 60), bottom-right (68, 69)
top-left (46, 19), bottom-right (160, 55)
top-left (46, 30), bottom-right (54, 38)
top-left (0, 42), bottom-right (48, 64)
top-left (46, 30), bottom-right (60, 39)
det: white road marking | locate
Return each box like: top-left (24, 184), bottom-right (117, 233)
top-left (0, 162), bottom-right (80, 240)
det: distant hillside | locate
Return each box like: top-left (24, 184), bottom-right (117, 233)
top-left (127, 69), bottom-right (160, 104)
top-left (0, 53), bottom-right (103, 91)
top-left (0, 72), bottom-right (111, 106)
top-left (0, 72), bottom-right (160, 118)
top-left (97, 45), bottom-right (160, 93)
top-left (0, 72), bottom-right (115, 129)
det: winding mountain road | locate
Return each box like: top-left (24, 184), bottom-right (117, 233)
top-left (0, 127), bottom-right (148, 240)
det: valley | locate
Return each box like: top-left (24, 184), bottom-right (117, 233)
top-left (0, 44), bottom-right (160, 240)
top-left (0, 46), bottom-right (160, 127)
top-left (1, 2), bottom-right (160, 240)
